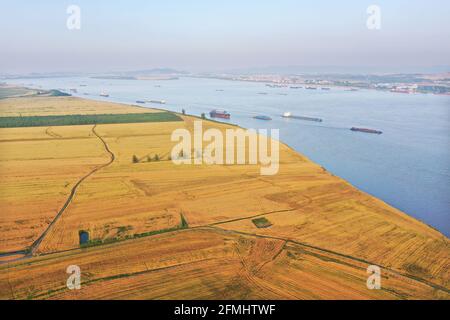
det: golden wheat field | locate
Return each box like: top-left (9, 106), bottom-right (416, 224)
top-left (0, 93), bottom-right (448, 300)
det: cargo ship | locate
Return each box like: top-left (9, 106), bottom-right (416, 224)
top-left (210, 110), bottom-right (231, 119)
top-left (253, 115), bottom-right (272, 121)
top-left (350, 127), bottom-right (382, 134)
top-left (282, 112), bottom-right (322, 122)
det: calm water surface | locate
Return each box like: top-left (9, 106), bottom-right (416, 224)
top-left (8, 77), bottom-right (450, 236)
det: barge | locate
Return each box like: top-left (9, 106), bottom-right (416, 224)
top-left (350, 127), bottom-right (383, 134)
top-left (282, 112), bottom-right (322, 122)
top-left (148, 99), bottom-right (166, 104)
top-left (253, 115), bottom-right (272, 120)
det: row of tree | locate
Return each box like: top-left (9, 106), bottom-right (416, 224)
top-left (132, 154), bottom-right (161, 163)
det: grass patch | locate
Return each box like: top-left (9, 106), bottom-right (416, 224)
top-left (0, 112), bottom-right (182, 128)
top-left (42, 89), bottom-right (71, 97)
top-left (252, 217), bottom-right (272, 228)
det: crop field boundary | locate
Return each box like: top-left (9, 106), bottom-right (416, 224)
top-left (0, 112), bottom-right (182, 128)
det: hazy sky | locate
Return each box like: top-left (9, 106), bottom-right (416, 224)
top-left (1, 0), bottom-right (450, 73)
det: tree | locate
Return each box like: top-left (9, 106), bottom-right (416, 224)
top-left (180, 213), bottom-right (189, 229)
top-left (147, 156), bottom-right (152, 162)
top-left (201, 113), bottom-right (206, 119)
top-left (153, 154), bottom-right (160, 161)
top-left (132, 155), bottom-right (139, 163)
top-left (182, 109), bottom-right (186, 115)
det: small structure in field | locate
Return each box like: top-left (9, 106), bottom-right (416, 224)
top-left (252, 217), bottom-right (272, 228)
top-left (79, 230), bottom-right (90, 245)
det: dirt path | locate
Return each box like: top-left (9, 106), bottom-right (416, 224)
top-left (30, 125), bottom-right (115, 255)
top-left (0, 125), bottom-right (115, 259)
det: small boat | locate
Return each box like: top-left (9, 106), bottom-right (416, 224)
top-left (321, 87), bottom-right (331, 90)
top-left (290, 86), bottom-right (302, 89)
top-left (69, 88), bottom-right (78, 93)
top-left (282, 112), bottom-right (322, 122)
top-left (210, 110), bottom-right (231, 119)
top-left (306, 86), bottom-right (317, 90)
top-left (136, 100), bottom-right (145, 104)
top-left (100, 91), bottom-right (109, 97)
top-left (350, 127), bottom-right (382, 135)
top-left (253, 115), bottom-right (272, 121)
top-left (258, 92), bottom-right (268, 95)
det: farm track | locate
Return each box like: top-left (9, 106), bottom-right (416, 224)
top-left (0, 124), bottom-right (115, 259)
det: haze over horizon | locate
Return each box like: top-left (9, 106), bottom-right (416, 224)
top-left (1, 0), bottom-right (450, 74)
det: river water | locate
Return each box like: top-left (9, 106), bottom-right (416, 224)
top-left (7, 76), bottom-right (450, 236)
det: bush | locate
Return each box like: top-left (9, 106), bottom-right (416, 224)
top-left (252, 217), bottom-right (272, 228)
top-left (132, 155), bottom-right (139, 163)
